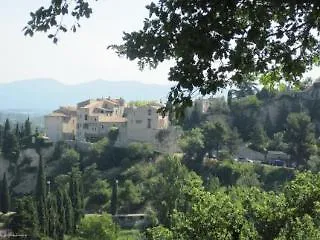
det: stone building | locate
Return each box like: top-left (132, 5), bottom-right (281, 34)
top-left (76, 98), bottom-right (126, 141)
top-left (44, 106), bottom-right (77, 142)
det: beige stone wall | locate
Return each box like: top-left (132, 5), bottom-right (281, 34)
top-left (126, 106), bottom-right (169, 131)
top-left (62, 116), bottom-right (77, 138)
top-left (45, 116), bottom-right (63, 142)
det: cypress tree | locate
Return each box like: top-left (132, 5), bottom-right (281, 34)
top-left (24, 117), bottom-right (32, 147)
top-left (1, 119), bottom-right (20, 162)
top-left (2, 119), bottom-right (11, 157)
top-left (56, 188), bottom-right (66, 235)
top-left (4, 119), bottom-right (10, 137)
top-left (110, 179), bottom-right (118, 215)
top-left (38, 198), bottom-right (48, 236)
top-left (0, 173), bottom-right (10, 213)
top-left (36, 156), bottom-right (48, 235)
top-left (15, 123), bottom-right (19, 138)
top-left (69, 167), bottom-right (83, 229)
top-left (64, 189), bottom-right (74, 234)
top-left (0, 124), bottom-right (3, 146)
top-left (48, 194), bottom-right (58, 239)
top-left (24, 117), bottom-right (31, 137)
top-left (36, 156), bottom-right (46, 201)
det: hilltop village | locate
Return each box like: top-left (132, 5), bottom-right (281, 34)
top-left (44, 98), bottom-right (179, 152)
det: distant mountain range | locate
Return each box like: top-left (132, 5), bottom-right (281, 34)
top-left (0, 79), bottom-right (172, 112)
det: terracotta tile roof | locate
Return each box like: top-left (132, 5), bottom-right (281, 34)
top-left (82, 101), bottom-right (101, 109)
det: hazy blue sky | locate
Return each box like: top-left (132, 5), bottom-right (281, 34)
top-left (1, 1), bottom-right (319, 85)
top-left (1, 0), bottom-right (171, 85)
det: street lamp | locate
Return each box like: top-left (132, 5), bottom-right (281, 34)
top-left (47, 180), bottom-right (51, 195)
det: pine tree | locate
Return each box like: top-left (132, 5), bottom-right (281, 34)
top-left (0, 173), bottom-right (10, 213)
top-left (110, 179), bottom-right (118, 215)
top-left (285, 112), bottom-right (317, 166)
top-left (36, 156), bottom-right (48, 235)
top-left (250, 123), bottom-right (268, 152)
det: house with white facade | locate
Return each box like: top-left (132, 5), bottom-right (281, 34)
top-left (125, 104), bottom-right (169, 145)
top-left (44, 106), bottom-right (77, 142)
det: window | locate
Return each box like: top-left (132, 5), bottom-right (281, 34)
top-left (101, 125), bottom-right (104, 129)
top-left (147, 119), bottom-right (151, 128)
top-left (83, 123), bottom-right (88, 129)
top-left (136, 120), bottom-right (142, 124)
top-left (85, 114), bottom-right (88, 120)
top-left (148, 109), bottom-right (152, 116)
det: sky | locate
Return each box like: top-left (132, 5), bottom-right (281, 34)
top-left (0, 1), bottom-right (319, 86)
top-left (0, 0), bottom-right (171, 85)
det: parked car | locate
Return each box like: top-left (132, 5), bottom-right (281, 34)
top-left (274, 159), bottom-right (285, 167)
top-left (268, 159), bottom-right (286, 167)
top-left (238, 157), bottom-right (254, 163)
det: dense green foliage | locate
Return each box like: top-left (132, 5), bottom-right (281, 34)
top-left (146, 172), bottom-right (320, 240)
top-left (9, 196), bottom-right (39, 237)
top-left (285, 112), bottom-right (317, 166)
top-left (78, 214), bottom-right (118, 240)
